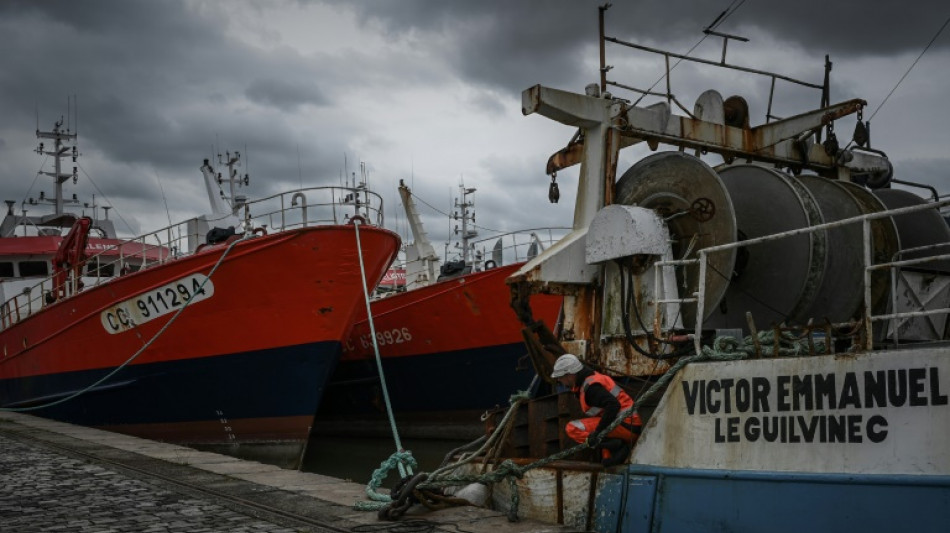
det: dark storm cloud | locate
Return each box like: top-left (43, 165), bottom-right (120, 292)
top-left (0, 0), bottom-right (946, 240)
top-left (336, 0), bottom-right (950, 95)
top-left (0, 0), bottom-right (354, 214)
top-left (246, 79), bottom-right (330, 110)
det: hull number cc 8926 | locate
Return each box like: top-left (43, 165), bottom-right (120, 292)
top-left (100, 274), bottom-right (215, 334)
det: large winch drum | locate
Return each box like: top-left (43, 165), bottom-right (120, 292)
top-left (614, 151), bottom-right (737, 326)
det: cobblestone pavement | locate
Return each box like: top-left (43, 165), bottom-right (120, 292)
top-left (0, 434), bottom-right (306, 533)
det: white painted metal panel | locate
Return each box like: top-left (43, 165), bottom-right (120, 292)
top-left (631, 348), bottom-right (950, 475)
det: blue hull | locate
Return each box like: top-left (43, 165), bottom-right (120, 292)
top-left (596, 465), bottom-right (950, 533)
top-left (1, 341), bottom-right (339, 442)
top-left (320, 341), bottom-right (535, 415)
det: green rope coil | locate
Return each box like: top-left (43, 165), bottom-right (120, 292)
top-left (354, 450), bottom-right (419, 511)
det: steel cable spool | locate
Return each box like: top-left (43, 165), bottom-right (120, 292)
top-left (706, 165), bottom-right (826, 332)
top-left (794, 175), bottom-right (867, 323)
top-left (614, 151), bottom-right (737, 326)
top-left (835, 181), bottom-right (900, 316)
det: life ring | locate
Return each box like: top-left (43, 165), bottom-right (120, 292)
top-left (484, 260), bottom-right (497, 269)
top-left (253, 227), bottom-right (267, 237)
top-left (348, 215), bottom-right (367, 225)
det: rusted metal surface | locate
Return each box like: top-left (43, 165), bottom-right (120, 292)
top-left (452, 458), bottom-right (602, 529)
top-left (490, 467), bottom-right (598, 529)
top-left (585, 471), bottom-right (599, 532)
top-left (503, 458), bottom-right (607, 470)
top-left (598, 339), bottom-right (671, 376)
top-left (545, 139), bottom-right (584, 176)
top-left (614, 96), bottom-right (872, 173)
top-left (563, 288), bottom-right (597, 352)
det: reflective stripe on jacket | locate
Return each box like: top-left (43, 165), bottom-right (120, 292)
top-left (577, 371), bottom-right (642, 426)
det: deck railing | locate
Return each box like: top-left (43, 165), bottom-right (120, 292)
top-left (469, 227), bottom-right (570, 267)
top-left (0, 185), bottom-right (384, 331)
top-left (650, 197), bottom-right (950, 355)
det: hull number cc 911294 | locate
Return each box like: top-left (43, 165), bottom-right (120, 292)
top-left (100, 274), bottom-right (214, 334)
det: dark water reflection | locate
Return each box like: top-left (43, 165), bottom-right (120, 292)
top-left (301, 436), bottom-right (472, 484)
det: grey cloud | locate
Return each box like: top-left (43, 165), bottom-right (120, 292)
top-left (0, 0), bottom-right (945, 241)
top-left (464, 91), bottom-right (508, 117)
top-left (893, 158), bottom-right (950, 196)
top-left (334, 0), bottom-right (950, 96)
top-left (0, 0), bottom-right (356, 218)
top-left (246, 79), bottom-right (330, 111)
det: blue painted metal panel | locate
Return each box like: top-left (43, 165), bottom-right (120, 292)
top-left (595, 474), bottom-right (659, 533)
top-left (593, 473), bottom-right (626, 533)
top-left (621, 475), bottom-right (656, 533)
top-left (614, 465), bottom-right (950, 533)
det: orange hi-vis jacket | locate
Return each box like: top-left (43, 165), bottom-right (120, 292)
top-left (577, 371), bottom-right (643, 429)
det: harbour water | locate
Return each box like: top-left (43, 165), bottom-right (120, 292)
top-left (302, 436), bottom-right (473, 484)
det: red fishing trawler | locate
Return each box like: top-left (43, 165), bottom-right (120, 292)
top-left (0, 120), bottom-right (400, 468)
top-left (317, 182), bottom-right (563, 438)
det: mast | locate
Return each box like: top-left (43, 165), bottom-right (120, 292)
top-left (35, 118), bottom-right (79, 216)
top-left (216, 150), bottom-right (249, 214)
top-left (453, 183), bottom-right (477, 266)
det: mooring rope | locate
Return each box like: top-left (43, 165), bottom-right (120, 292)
top-left (351, 218), bottom-right (416, 510)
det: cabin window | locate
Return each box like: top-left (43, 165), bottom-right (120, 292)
top-left (86, 260), bottom-right (115, 278)
top-left (119, 262), bottom-right (142, 274)
top-left (0, 262), bottom-right (13, 277)
top-left (19, 261), bottom-right (49, 277)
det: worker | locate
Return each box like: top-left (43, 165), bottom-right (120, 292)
top-left (551, 353), bottom-right (642, 467)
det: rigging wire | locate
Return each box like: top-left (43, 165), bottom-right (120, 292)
top-left (17, 157), bottom-right (48, 216)
top-left (407, 188), bottom-right (509, 234)
top-left (631, 0), bottom-right (747, 107)
top-left (868, 14), bottom-right (950, 121)
top-left (77, 163), bottom-right (135, 235)
top-left (752, 14), bottom-right (950, 159)
top-left (153, 169), bottom-right (173, 228)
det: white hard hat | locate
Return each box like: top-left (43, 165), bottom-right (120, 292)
top-left (551, 354), bottom-right (584, 378)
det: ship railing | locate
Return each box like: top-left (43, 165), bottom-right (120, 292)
top-left (0, 185), bottom-right (385, 331)
top-left (469, 227), bottom-right (570, 268)
top-left (651, 197), bottom-right (950, 356)
top-left (597, 5), bottom-right (828, 125)
top-left (236, 185), bottom-right (384, 233)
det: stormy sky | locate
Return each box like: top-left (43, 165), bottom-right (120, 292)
top-left (0, 0), bottom-right (947, 258)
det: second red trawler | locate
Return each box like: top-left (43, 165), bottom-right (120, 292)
top-left (318, 181), bottom-right (563, 438)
